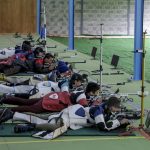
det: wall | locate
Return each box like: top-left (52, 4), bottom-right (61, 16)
top-left (0, 0), bottom-right (36, 34)
top-left (41, 0), bottom-right (150, 36)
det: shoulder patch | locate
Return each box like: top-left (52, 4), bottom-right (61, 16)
top-left (75, 107), bottom-right (85, 117)
top-left (49, 93), bottom-right (58, 99)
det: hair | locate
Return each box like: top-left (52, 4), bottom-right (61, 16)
top-left (34, 47), bottom-right (45, 57)
top-left (22, 40), bottom-right (31, 51)
top-left (106, 96), bottom-right (121, 108)
top-left (44, 53), bottom-right (55, 59)
top-left (71, 73), bottom-right (83, 82)
top-left (69, 73), bottom-right (83, 88)
top-left (22, 40), bottom-right (31, 46)
top-left (85, 82), bottom-right (100, 94)
top-left (82, 74), bottom-right (88, 83)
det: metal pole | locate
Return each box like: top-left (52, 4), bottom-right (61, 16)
top-left (99, 24), bottom-right (104, 90)
top-left (43, 6), bottom-right (47, 52)
top-left (134, 0), bottom-right (144, 80)
top-left (43, 6), bottom-right (46, 41)
top-left (140, 31), bottom-right (147, 126)
top-left (37, 0), bottom-right (41, 34)
top-left (68, 0), bottom-right (74, 50)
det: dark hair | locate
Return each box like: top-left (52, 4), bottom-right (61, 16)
top-left (69, 73), bottom-right (83, 88)
top-left (82, 74), bottom-right (88, 83)
top-left (44, 53), bottom-right (55, 59)
top-left (22, 40), bottom-right (31, 46)
top-left (71, 73), bottom-right (83, 82)
top-left (85, 82), bottom-right (100, 94)
top-left (106, 96), bottom-right (121, 108)
top-left (22, 41), bottom-right (31, 51)
top-left (34, 47), bottom-right (45, 57)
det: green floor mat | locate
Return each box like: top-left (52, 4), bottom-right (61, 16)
top-left (0, 124), bottom-right (135, 137)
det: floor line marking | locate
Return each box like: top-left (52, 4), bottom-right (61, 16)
top-left (0, 136), bottom-right (145, 145)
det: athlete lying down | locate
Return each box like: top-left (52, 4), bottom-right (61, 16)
top-left (0, 96), bottom-right (129, 139)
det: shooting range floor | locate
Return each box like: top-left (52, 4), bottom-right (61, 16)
top-left (0, 34), bottom-right (150, 150)
top-left (51, 36), bottom-right (150, 82)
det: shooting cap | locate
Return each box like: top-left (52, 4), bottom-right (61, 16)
top-left (57, 61), bottom-right (69, 74)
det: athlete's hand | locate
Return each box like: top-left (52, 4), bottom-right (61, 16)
top-left (49, 63), bottom-right (55, 70)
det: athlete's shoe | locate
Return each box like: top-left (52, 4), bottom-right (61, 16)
top-left (14, 124), bottom-right (36, 133)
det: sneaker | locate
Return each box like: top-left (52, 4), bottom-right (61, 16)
top-left (0, 108), bottom-right (14, 124)
top-left (0, 73), bottom-right (6, 81)
top-left (14, 124), bottom-right (36, 133)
